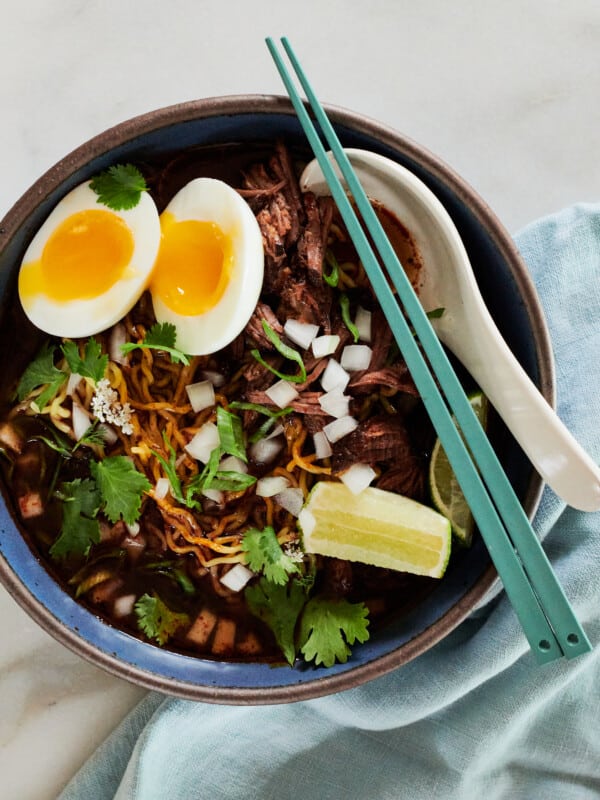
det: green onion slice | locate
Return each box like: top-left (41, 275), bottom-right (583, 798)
top-left (340, 293), bottom-right (360, 343)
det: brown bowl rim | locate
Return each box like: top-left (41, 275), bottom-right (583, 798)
top-left (0, 94), bottom-right (554, 703)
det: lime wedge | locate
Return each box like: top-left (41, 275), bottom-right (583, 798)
top-left (428, 391), bottom-right (488, 547)
top-left (298, 482), bottom-right (452, 579)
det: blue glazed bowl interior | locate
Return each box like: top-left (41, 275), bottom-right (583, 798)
top-left (0, 96), bottom-right (552, 703)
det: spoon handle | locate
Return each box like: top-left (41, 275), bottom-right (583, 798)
top-left (441, 314), bottom-right (600, 511)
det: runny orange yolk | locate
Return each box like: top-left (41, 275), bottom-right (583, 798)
top-left (150, 212), bottom-right (232, 316)
top-left (18, 209), bottom-right (134, 303)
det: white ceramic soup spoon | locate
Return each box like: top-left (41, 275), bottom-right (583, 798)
top-left (301, 148), bottom-right (600, 512)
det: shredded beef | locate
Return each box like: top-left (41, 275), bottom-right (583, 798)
top-left (242, 360), bottom-right (279, 393)
top-left (268, 141), bottom-right (304, 246)
top-left (278, 277), bottom-right (332, 332)
top-left (348, 364), bottom-right (418, 396)
top-left (375, 463), bottom-right (426, 502)
top-left (296, 192), bottom-right (325, 286)
top-left (367, 310), bottom-right (393, 370)
top-left (332, 414), bottom-right (415, 472)
top-left (245, 302), bottom-right (284, 350)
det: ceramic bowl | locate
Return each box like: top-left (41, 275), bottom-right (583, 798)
top-left (0, 95), bottom-right (553, 703)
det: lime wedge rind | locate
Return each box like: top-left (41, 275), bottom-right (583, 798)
top-left (428, 391), bottom-right (488, 547)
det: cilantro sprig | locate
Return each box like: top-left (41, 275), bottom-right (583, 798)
top-left (89, 164), bottom-right (148, 211)
top-left (90, 455), bottom-right (151, 525)
top-left (299, 596), bottom-right (370, 668)
top-left (121, 322), bottom-right (190, 366)
top-left (241, 525), bottom-right (370, 667)
top-left (16, 337), bottom-right (109, 412)
top-left (16, 343), bottom-right (67, 410)
top-left (61, 338), bottom-right (108, 383)
top-left (49, 478), bottom-right (101, 560)
top-left (242, 526), bottom-right (300, 586)
top-left (134, 593), bottom-right (189, 645)
top-left (245, 578), bottom-right (307, 666)
top-left (49, 457), bottom-right (151, 560)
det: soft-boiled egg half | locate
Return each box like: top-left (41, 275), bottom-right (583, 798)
top-left (18, 182), bottom-right (161, 338)
top-left (17, 174), bottom-right (264, 355)
top-left (149, 177), bottom-right (264, 355)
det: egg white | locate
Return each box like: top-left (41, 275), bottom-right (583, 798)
top-left (18, 182), bottom-right (161, 338)
top-left (150, 178), bottom-right (264, 356)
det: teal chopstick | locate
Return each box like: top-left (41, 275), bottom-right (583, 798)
top-left (267, 36), bottom-right (592, 662)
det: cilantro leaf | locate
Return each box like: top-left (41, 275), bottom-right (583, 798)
top-left (134, 592), bottom-right (189, 645)
top-left (245, 577), bottom-right (307, 666)
top-left (120, 322), bottom-right (190, 366)
top-left (216, 406), bottom-right (247, 462)
top-left (298, 596), bottom-right (370, 668)
top-left (16, 343), bottom-right (67, 409)
top-left (61, 338), bottom-right (108, 383)
top-left (90, 455), bottom-right (151, 524)
top-left (49, 478), bottom-right (101, 560)
top-left (89, 163), bottom-right (148, 211)
top-left (241, 526), bottom-right (300, 585)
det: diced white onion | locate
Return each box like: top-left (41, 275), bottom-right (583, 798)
top-left (200, 370), bottom-right (226, 388)
top-left (323, 415), bottom-right (359, 443)
top-left (265, 423), bottom-right (284, 440)
top-left (99, 424), bottom-right (118, 446)
top-left (66, 372), bottom-right (82, 396)
top-left (355, 307), bottom-right (372, 342)
top-left (202, 488), bottom-right (224, 504)
top-left (256, 475), bottom-right (291, 497)
top-left (154, 477), bottom-right (170, 500)
top-left (72, 401), bottom-right (91, 441)
top-left (109, 323), bottom-right (128, 364)
top-left (185, 380), bottom-right (215, 413)
top-left (341, 344), bottom-right (372, 372)
top-left (284, 319), bottom-right (319, 350)
top-left (265, 380), bottom-right (299, 409)
top-left (185, 422), bottom-right (220, 463)
top-left (318, 388), bottom-right (350, 419)
top-left (113, 594), bottom-right (137, 618)
top-left (298, 508), bottom-right (316, 537)
top-left (321, 358), bottom-right (350, 392)
top-left (313, 431), bottom-right (333, 460)
top-left (219, 455), bottom-right (248, 474)
top-left (249, 436), bottom-right (284, 464)
top-left (220, 563), bottom-right (254, 592)
top-left (274, 487), bottom-right (304, 517)
top-left (312, 334), bottom-right (340, 358)
top-left (340, 463), bottom-right (376, 495)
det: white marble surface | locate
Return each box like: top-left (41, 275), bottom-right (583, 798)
top-left (0, 2), bottom-right (599, 797)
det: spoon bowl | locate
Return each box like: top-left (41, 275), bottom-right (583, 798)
top-left (301, 148), bottom-right (600, 511)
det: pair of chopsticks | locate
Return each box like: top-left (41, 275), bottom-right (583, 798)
top-left (266, 37), bottom-right (591, 663)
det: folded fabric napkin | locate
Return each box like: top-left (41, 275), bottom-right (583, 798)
top-left (59, 204), bottom-right (600, 800)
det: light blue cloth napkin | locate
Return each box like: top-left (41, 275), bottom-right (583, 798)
top-left (59, 204), bottom-right (600, 800)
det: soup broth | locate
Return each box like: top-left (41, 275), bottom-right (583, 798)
top-left (0, 141), bottom-right (443, 666)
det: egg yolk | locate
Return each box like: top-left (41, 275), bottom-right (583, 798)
top-left (19, 209), bottom-right (134, 303)
top-left (150, 213), bottom-right (232, 316)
